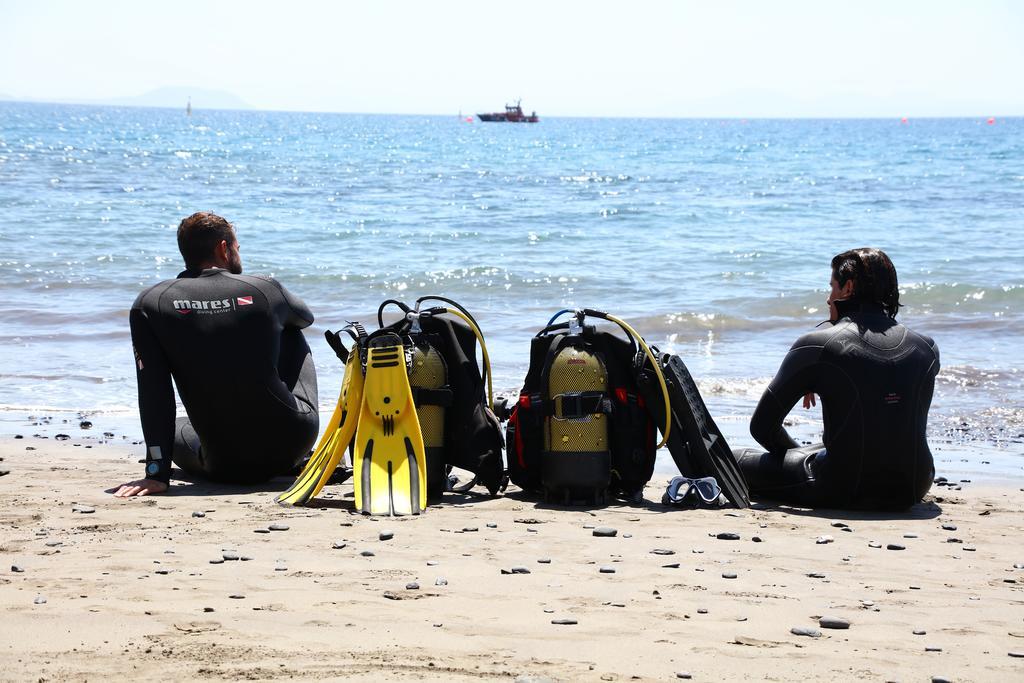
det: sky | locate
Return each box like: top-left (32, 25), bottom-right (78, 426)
top-left (1, 0), bottom-right (1022, 117)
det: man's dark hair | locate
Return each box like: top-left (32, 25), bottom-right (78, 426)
top-left (177, 212), bottom-right (235, 271)
top-left (831, 247), bottom-right (901, 319)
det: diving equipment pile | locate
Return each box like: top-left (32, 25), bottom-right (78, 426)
top-left (505, 309), bottom-right (749, 508)
top-left (276, 297), bottom-right (503, 515)
top-left (505, 309), bottom-right (672, 504)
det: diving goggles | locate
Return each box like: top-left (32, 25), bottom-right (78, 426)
top-left (662, 476), bottom-right (722, 506)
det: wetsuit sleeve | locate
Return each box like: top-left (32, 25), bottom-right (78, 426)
top-left (129, 302), bottom-right (175, 484)
top-left (749, 336), bottom-right (824, 455)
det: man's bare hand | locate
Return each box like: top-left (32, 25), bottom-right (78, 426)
top-left (802, 392), bottom-right (817, 409)
top-left (111, 479), bottom-right (168, 497)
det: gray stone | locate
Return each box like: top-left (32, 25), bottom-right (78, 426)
top-left (240, 555), bottom-right (253, 561)
top-left (716, 532), bottom-right (740, 540)
top-left (622, 533), bottom-right (632, 538)
top-left (406, 582), bottom-right (420, 590)
top-left (426, 560), bottom-right (439, 566)
top-left (830, 521), bottom-right (848, 528)
top-left (11, 564), bottom-right (24, 573)
top-left (379, 530), bottom-right (394, 541)
top-left (593, 527), bottom-right (618, 537)
top-left (360, 550), bottom-right (375, 557)
top-left (34, 595), bottom-right (47, 604)
top-left (963, 545), bottom-right (976, 552)
top-left (435, 577), bottom-right (448, 586)
top-left (332, 542), bottom-right (347, 549)
top-left (791, 626), bottom-right (821, 638)
top-left (819, 616), bottom-right (850, 629)
top-left (807, 572), bottom-right (827, 579)
top-left (903, 533), bottom-right (918, 539)
top-left (675, 673), bottom-right (693, 680)
top-left (941, 524), bottom-right (957, 531)
top-left (222, 551), bottom-right (239, 561)
top-left (925, 646), bottom-right (942, 652)
top-left (722, 572), bottom-right (737, 579)
top-left (650, 549), bottom-right (675, 556)
top-left (229, 594), bottom-right (245, 599)
top-left (599, 566), bottom-right (616, 574)
top-left (486, 523), bottom-right (497, 528)
top-left (253, 529), bottom-right (270, 534)
top-left (868, 541), bottom-right (882, 548)
top-left (268, 523), bottom-right (290, 531)
top-left (462, 527), bottom-right (479, 533)
top-left (155, 569), bottom-right (169, 575)
top-left (191, 511), bottom-right (205, 518)
top-left (913, 629), bottom-right (926, 635)
top-left (510, 566), bottom-right (531, 574)
top-left (551, 618), bottom-right (578, 625)
top-left (886, 544), bottom-right (906, 551)
top-left (697, 608), bottom-right (708, 614)
top-left (662, 563), bottom-right (681, 569)
top-left (537, 558), bottom-right (552, 564)
top-left (203, 607), bottom-right (214, 613)
top-left (209, 558), bottom-right (224, 564)
top-left (1009, 651), bottom-right (1024, 658)
top-left (72, 505), bottom-right (95, 514)
top-left (816, 535), bottom-right (834, 544)
top-left (752, 536), bottom-right (763, 542)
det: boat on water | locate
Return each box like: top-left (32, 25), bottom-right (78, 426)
top-left (477, 99), bottom-right (538, 123)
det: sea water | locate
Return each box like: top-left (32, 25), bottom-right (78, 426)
top-left (1, 102), bottom-right (1021, 479)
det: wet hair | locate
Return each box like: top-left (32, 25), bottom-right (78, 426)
top-left (831, 248), bottom-right (901, 319)
top-left (177, 212), bottom-right (235, 271)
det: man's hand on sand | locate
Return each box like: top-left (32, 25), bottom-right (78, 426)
top-left (802, 392), bottom-right (817, 409)
top-left (111, 479), bottom-right (168, 497)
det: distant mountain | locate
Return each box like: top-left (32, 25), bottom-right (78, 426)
top-left (106, 86), bottom-right (252, 111)
top-left (0, 87), bottom-right (251, 111)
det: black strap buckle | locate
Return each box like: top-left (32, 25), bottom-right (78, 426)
top-left (552, 391), bottom-right (607, 419)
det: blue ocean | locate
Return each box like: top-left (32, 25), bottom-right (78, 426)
top-left (1, 102), bottom-right (1021, 480)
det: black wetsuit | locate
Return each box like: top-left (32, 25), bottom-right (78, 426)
top-left (735, 301), bottom-right (939, 509)
top-left (130, 268), bottom-right (319, 484)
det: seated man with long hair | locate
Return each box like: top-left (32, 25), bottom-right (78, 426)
top-left (735, 248), bottom-right (940, 510)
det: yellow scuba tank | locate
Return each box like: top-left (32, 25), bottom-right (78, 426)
top-left (542, 342), bottom-right (612, 504)
top-left (408, 341), bottom-right (449, 496)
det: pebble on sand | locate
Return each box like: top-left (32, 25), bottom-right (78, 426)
top-left (551, 618), bottom-right (578, 625)
top-left (229, 594), bottom-right (245, 599)
top-left (331, 542), bottom-right (347, 550)
top-left (268, 523), bottom-right (290, 531)
top-left (593, 527), bottom-right (618, 537)
top-left (925, 646), bottom-right (942, 652)
top-left (819, 616), bottom-right (851, 629)
top-left (816, 535), bottom-right (834, 544)
top-left (1008, 651), bottom-right (1024, 658)
top-left (650, 549), bottom-right (675, 556)
top-left (913, 629), bottom-right (926, 635)
top-left (209, 558), bottom-right (225, 564)
top-left (886, 544), bottom-right (906, 551)
top-left (435, 578), bottom-right (448, 586)
top-left (360, 550), bottom-right (375, 557)
top-left (34, 596), bottom-right (47, 605)
top-left (537, 558), bottom-right (552, 564)
top-left (599, 566), bottom-right (616, 574)
top-left (379, 530), bottom-right (394, 541)
top-left (722, 571), bottom-right (738, 579)
top-left (868, 541), bottom-right (882, 548)
top-left (72, 505), bottom-right (95, 514)
top-left (716, 532), bottom-right (740, 540)
top-left (675, 673), bottom-right (692, 680)
top-left (222, 551), bottom-right (239, 561)
top-left (791, 626), bottom-right (821, 638)
top-left (11, 565), bottom-right (24, 573)
top-left (405, 582), bottom-right (420, 590)
top-left (192, 511), bottom-right (205, 518)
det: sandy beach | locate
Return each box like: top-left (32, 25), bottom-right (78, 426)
top-left (1, 433), bottom-right (1022, 682)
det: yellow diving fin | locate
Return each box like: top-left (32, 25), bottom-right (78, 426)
top-left (354, 333), bottom-right (427, 516)
top-left (276, 344), bottom-right (364, 506)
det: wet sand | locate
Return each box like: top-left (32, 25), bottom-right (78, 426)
top-left (1, 435), bottom-right (1023, 681)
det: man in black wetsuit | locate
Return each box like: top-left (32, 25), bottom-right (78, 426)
top-left (735, 248), bottom-right (940, 510)
top-left (113, 212), bottom-right (319, 496)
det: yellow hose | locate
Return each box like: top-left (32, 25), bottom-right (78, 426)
top-left (442, 307), bottom-right (494, 411)
top-left (602, 313), bottom-right (671, 449)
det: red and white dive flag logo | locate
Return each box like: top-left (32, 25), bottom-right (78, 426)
top-left (237, 296), bottom-right (253, 306)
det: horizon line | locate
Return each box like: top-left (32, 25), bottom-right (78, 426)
top-left (0, 97), bottom-right (1018, 121)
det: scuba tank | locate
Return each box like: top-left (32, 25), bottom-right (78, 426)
top-left (542, 323), bottom-right (612, 504)
top-left (377, 296), bottom-right (504, 499)
top-left (506, 309), bottom-right (671, 504)
top-left (407, 334), bottom-right (449, 497)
